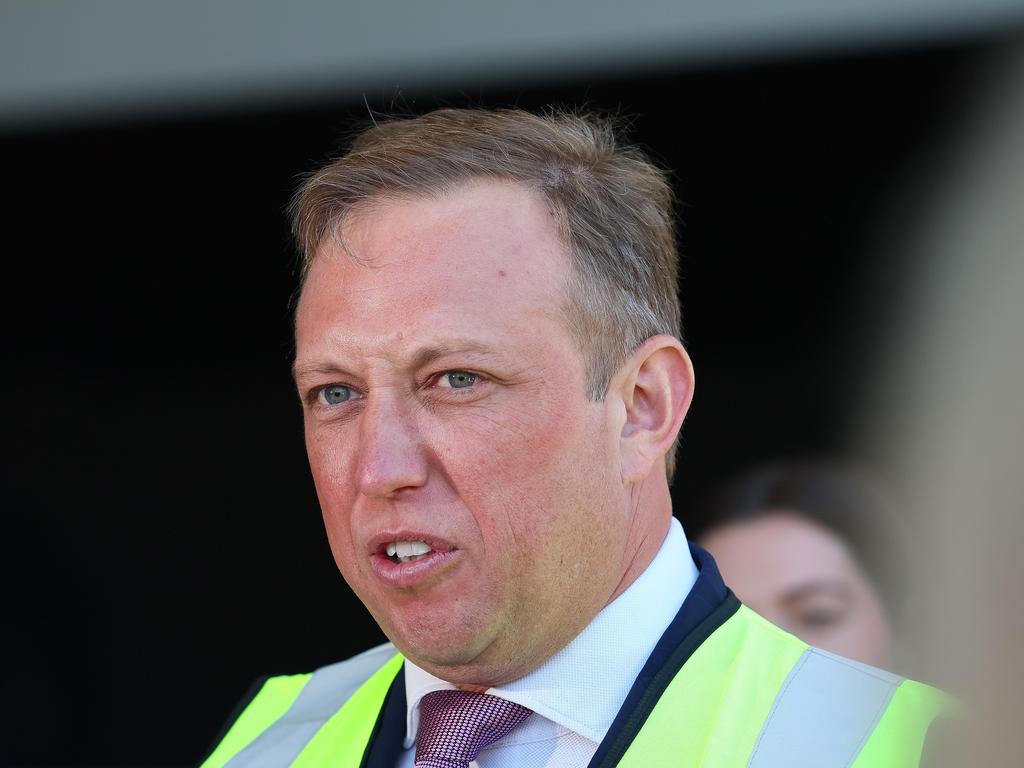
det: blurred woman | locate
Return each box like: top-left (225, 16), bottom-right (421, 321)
top-left (696, 461), bottom-right (904, 669)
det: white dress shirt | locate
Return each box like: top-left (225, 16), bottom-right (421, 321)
top-left (397, 517), bottom-right (698, 768)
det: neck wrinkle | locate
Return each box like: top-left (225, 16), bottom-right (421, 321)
top-left (606, 474), bottom-right (673, 606)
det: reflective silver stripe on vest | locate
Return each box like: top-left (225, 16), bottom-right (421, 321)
top-left (225, 642), bottom-right (397, 768)
top-left (747, 647), bottom-right (903, 768)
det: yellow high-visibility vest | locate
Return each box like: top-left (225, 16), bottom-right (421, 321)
top-left (201, 603), bottom-right (949, 767)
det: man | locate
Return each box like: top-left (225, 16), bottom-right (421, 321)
top-left (201, 108), bottom-right (947, 767)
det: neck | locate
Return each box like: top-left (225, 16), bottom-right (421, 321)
top-left (455, 683), bottom-right (490, 693)
top-left (605, 472), bottom-right (674, 606)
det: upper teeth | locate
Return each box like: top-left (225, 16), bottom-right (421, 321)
top-left (386, 540), bottom-right (432, 558)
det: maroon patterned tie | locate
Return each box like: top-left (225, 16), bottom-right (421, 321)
top-left (414, 690), bottom-right (533, 768)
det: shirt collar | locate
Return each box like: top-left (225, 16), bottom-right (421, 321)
top-left (403, 517), bottom-right (698, 747)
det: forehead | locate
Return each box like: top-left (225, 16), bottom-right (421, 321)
top-left (708, 512), bottom-right (857, 591)
top-left (295, 180), bottom-right (575, 360)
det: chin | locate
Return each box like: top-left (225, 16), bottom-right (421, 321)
top-left (381, 608), bottom-right (497, 670)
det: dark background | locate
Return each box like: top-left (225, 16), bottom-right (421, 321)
top-left (0, 34), bottom-right (997, 765)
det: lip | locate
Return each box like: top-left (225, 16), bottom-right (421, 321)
top-left (367, 531), bottom-right (459, 589)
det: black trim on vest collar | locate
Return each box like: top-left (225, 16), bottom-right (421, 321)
top-left (361, 663), bottom-right (408, 768)
top-left (588, 544), bottom-right (741, 768)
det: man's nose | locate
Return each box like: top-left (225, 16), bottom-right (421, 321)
top-left (356, 396), bottom-right (429, 499)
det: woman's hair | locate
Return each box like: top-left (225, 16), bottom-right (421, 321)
top-left (695, 459), bottom-right (908, 620)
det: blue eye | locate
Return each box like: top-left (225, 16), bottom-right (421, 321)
top-left (445, 371), bottom-right (477, 389)
top-left (321, 385), bottom-right (356, 405)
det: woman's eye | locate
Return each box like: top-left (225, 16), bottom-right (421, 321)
top-left (320, 385), bottom-right (357, 405)
top-left (440, 371), bottom-right (478, 389)
top-left (799, 605), bottom-right (842, 628)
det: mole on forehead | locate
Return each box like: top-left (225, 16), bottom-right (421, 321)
top-left (311, 243), bottom-right (522, 285)
top-left (338, 193), bottom-right (559, 261)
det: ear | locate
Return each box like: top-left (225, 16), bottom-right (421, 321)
top-left (611, 335), bottom-right (694, 485)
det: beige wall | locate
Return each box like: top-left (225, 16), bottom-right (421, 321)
top-left (860, 44), bottom-right (1024, 764)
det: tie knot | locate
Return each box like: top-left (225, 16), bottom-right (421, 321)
top-left (415, 690), bottom-right (533, 768)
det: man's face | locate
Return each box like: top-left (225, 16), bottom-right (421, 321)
top-left (294, 180), bottom-right (634, 685)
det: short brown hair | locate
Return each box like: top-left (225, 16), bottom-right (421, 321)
top-left (290, 108), bottom-right (684, 472)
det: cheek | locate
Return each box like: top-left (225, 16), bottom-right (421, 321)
top-left (304, 425), bottom-right (360, 547)
top-left (444, 388), bottom-right (574, 463)
top-left (305, 421), bottom-right (356, 491)
top-left (434, 395), bottom-right (610, 543)
top-left (845, 587), bottom-right (892, 659)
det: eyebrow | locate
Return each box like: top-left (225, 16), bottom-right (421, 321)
top-left (292, 341), bottom-right (498, 383)
top-left (778, 579), bottom-right (851, 606)
top-left (408, 342), bottom-right (495, 369)
top-left (291, 361), bottom-right (353, 383)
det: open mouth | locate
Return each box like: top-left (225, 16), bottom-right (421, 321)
top-left (384, 540), bottom-right (435, 564)
top-left (369, 535), bottom-right (456, 587)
